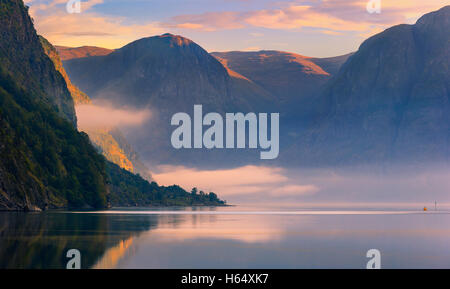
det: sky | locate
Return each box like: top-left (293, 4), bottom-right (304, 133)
top-left (25, 0), bottom-right (449, 57)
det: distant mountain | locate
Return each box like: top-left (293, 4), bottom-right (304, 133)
top-left (285, 6), bottom-right (450, 166)
top-left (62, 34), bottom-right (352, 166)
top-left (41, 36), bottom-right (152, 181)
top-left (64, 33), bottom-right (268, 111)
top-left (61, 7), bottom-right (449, 168)
top-left (308, 53), bottom-right (355, 76)
top-left (55, 45), bottom-right (114, 61)
top-left (63, 33), bottom-right (274, 165)
top-left (211, 51), bottom-right (352, 128)
top-left (211, 51), bottom-right (351, 106)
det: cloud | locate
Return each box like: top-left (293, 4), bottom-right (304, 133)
top-left (27, 0), bottom-right (449, 52)
top-left (26, 0), bottom-right (103, 11)
top-left (76, 103), bottom-right (151, 129)
top-left (169, 11), bottom-right (245, 31)
top-left (270, 185), bottom-right (319, 197)
top-left (319, 30), bottom-right (344, 36)
top-left (152, 164), bottom-right (450, 209)
top-left (249, 32), bottom-right (264, 37)
top-left (27, 0), bottom-right (164, 48)
top-left (242, 46), bottom-right (261, 51)
top-left (244, 5), bottom-right (370, 31)
top-left (26, 0), bottom-right (103, 13)
top-left (167, 0), bottom-right (449, 35)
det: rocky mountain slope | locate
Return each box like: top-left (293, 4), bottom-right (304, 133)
top-left (285, 5), bottom-right (450, 166)
top-left (40, 36), bottom-right (152, 181)
top-left (0, 0), bottom-right (107, 210)
top-left (63, 33), bottom-right (274, 165)
top-left (61, 6), bottom-right (449, 168)
top-left (0, 0), bottom-right (76, 126)
top-left (64, 33), bottom-right (267, 111)
top-left (40, 37), bottom-right (91, 105)
top-left (211, 51), bottom-right (351, 106)
top-left (0, 0), bottom-right (225, 210)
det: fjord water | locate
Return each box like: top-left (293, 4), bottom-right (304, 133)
top-left (0, 206), bottom-right (449, 269)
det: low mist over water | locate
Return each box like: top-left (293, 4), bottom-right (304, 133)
top-left (152, 164), bottom-right (450, 208)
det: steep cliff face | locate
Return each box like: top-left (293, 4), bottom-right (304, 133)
top-left (0, 0), bottom-right (76, 125)
top-left (107, 128), bottom-right (153, 181)
top-left (40, 36), bottom-right (152, 180)
top-left (40, 37), bottom-right (91, 105)
top-left (0, 69), bottom-right (108, 210)
top-left (286, 6), bottom-right (450, 166)
top-left (0, 0), bottom-right (110, 210)
top-left (81, 127), bottom-right (153, 181)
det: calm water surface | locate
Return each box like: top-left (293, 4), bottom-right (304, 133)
top-left (0, 206), bottom-right (449, 269)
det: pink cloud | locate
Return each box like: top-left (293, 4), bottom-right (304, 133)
top-left (27, 1), bottom-right (164, 49)
top-left (270, 185), bottom-right (319, 197)
top-left (153, 165), bottom-right (319, 202)
top-left (167, 0), bottom-right (449, 34)
top-left (170, 11), bottom-right (245, 31)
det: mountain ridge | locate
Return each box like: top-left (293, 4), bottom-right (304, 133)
top-left (56, 45), bottom-right (114, 61)
top-left (62, 33), bottom-right (276, 165)
top-left (211, 50), bottom-right (352, 116)
top-left (284, 5), bottom-right (450, 166)
top-left (60, 6), bottom-right (449, 168)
